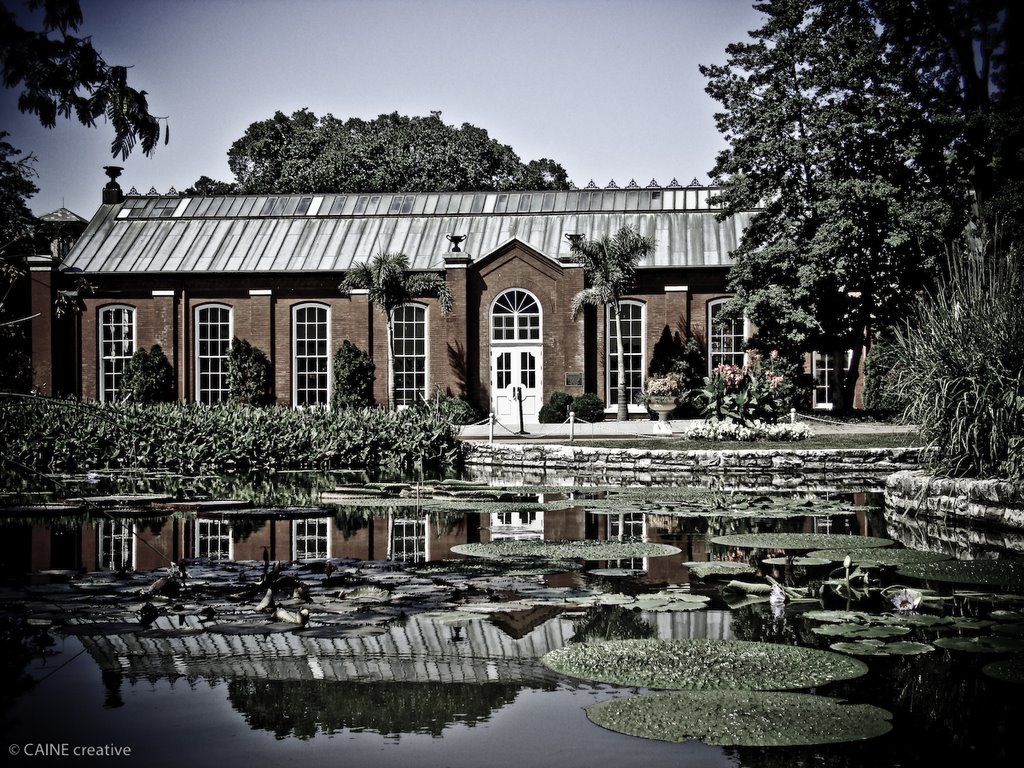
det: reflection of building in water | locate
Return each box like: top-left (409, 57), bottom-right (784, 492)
top-left (489, 509), bottom-right (544, 540)
top-left (97, 519), bottom-right (135, 571)
top-left (388, 514), bottom-right (427, 562)
top-left (292, 517), bottom-right (330, 561)
top-left (606, 511), bottom-right (647, 572)
top-left (195, 517), bottom-right (232, 560)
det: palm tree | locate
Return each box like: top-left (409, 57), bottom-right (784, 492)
top-left (339, 252), bottom-right (453, 409)
top-left (569, 226), bottom-right (656, 421)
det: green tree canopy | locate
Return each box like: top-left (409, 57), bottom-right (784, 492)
top-left (0, 0), bottom-right (166, 159)
top-left (200, 110), bottom-right (569, 195)
top-left (700, 0), bottom-right (985, 411)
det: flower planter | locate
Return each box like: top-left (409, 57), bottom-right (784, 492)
top-left (647, 397), bottom-right (678, 435)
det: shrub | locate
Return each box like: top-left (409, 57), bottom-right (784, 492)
top-left (0, 397), bottom-right (465, 474)
top-left (861, 333), bottom-right (906, 417)
top-left (539, 391), bottom-right (575, 423)
top-left (121, 344), bottom-right (174, 403)
top-left (697, 350), bottom-right (794, 425)
top-left (887, 250), bottom-right (1024, 479)
top-left (682, 419), bottom-right (812, 442)
top-left (227, 338), bottom-right (273, 406)
top-left (429, 391), bottom-right (481, 425)
top-left (332, 340), bottom-right (375, 410)
top-left (570, 392), bottom-right (606, 422)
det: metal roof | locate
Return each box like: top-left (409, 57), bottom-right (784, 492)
top-left (64, 187), bottom-right (753, 274)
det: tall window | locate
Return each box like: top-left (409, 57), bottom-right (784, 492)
top-left (293, 518), bottom-right (329, 561)
top-left (99, 305), bottom-right (135, 402)
top-left (293, 304), bottom-right (329, 406)
top-left (98, 520), bottom-right (134, 571)
top-left (708, 299), bottom-right (746, 372)
top-left (392, 304), bottom-right (426, 406)
top-left (390, 515), bottom-right (427, 562)
top-left (195, 518), bottom-right (232, 560)
top-left (195, 304), bottom-right (231, 404)
top-left (607, 301), bottom-right (644, 407)
top-left (491, 289), bottom-right (541, 341)
top-left (812, 351), bottom-right (853, 410)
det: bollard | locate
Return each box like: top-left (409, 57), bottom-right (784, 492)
top-left (569, 411), bottom-right (575, 442)
top-left (790, 407), bottom-right (796, 424)
top-left (489, 412), bottom-right (495, 443)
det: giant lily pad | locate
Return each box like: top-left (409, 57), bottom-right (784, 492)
top-left (710, 533), bottom-right (893, 551)
top-left (586, 690), bottom-right (892, 746)
top-left (812, 623), bottom-right (911, 639)
top-left (541, 639), bottom-right (867, 690)
top-left (830, 640), bottom-right (934, 656)
top-left (452, 540), bottom-right (680, 560)
top-left (982, 658), bottom-right (1024, 684)
top-left (808, 548), bottom-right (951, 566)
top-left (898, 559), bottom-right (1024, 590)
top-left (683, 561), bottom-right (756, 579)
top-left (933, 635), bottom-right (1024, 653)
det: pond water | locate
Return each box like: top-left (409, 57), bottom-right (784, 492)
top-left (1, 469), bottom-right (1021, 767)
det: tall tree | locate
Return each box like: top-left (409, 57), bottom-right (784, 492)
top-left (212, 110), bottom-right (570, 195)
top-left (0, 0), bottom-right (166, 159)
top-left (338, 253), bottom-right (453, 409)
top-left (569, 226), bottom-right (656, 421)
top-left (700, 0), bottom-right (960, 412)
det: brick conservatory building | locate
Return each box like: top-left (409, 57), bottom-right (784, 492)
top-left (29, 176), bottom-right (848, 424)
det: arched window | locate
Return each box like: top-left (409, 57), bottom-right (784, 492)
top-left (708, 299), bottom-right (746, 373)
top-left (392, 303), bottom-right (427, 406)
top-left (195, 304), bottom-right (232, 404)
top-left (98, 305), bottom-right (135, 402)
top-left (293, 303), bottom-right (330, 406)
top-left (607, 300), bottom-right (645, 407)
top-left (491, 289), bottom-right (541, 342)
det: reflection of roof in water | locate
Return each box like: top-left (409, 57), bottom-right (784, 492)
top-left (71, 611), bottom-right (732, 684)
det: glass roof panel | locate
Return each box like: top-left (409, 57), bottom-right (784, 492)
top-left (237, 197), bottom-right (259, 217)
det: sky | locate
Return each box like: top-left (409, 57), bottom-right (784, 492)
top-left (1, 0), bottom-right (763, 219)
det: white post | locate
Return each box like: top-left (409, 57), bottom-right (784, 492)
top-left (569, 410), bottom-right (576, 442)
top-left (790, 407), bottom-right (796, 424)
top-left (489, 412), bottom-right (495, 443)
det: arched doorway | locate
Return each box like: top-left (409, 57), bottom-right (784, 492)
top-left (489, 289), bottom-right (543, 424)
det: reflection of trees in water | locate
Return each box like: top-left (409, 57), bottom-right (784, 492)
top-left (227, 678), bottom-right (526, 739)
top-left (569, 606), bottom-right (656, 643)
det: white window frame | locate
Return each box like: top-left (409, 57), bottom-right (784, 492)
top-left (194, 518), bottom-right (233, 560)
top-left (98, 519), bottom-right (136, 571)
top-left (388, 513), bottom-right (428, 562)
top-left (292, 518), bottom-right (330, 561)
top-left (98, 304), bottom-right (136, 402)
top-left (708, 298), bottom-right (748, 374)
top-left (292, 302), bottom-right (331, 407)
top-left (812, 350), bottom-right (853, 410)
top-left (605, 300), bottom-right (646, 411)
top-left (392, 302), bottom-right (428, 406)
top-left (194, 304), bottom-right (232, 405)
top-left (490, 288), bottom-right (542, 343)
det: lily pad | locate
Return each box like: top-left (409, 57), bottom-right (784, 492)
top-left (586, 690), bottom-right (892, 746)
top-left (683, 561), bottom-right (756, 579)
top-left (761, 556), bottom-right (832, 567)
top-left (710, 533), bottom-right (893, 551)
top-left (808, 548), bottom-right (952, 566)
top-left (452, 540), bottom-right (681, 560)
top-left (830, 640), bottom-right (934, 656)
top-left (898, 559), bottom-right (1024, 591)
top-left (933, 635), bottom-right (1024, 653)
top-left (812, 623), bottom-right (911, 639)
top-left (982, 658), bottom-right (1024, 684)
top-left (541, 639), bottom-right (867, 690)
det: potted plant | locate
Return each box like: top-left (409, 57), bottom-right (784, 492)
top-left (642, 372), bottom-right (685, 426)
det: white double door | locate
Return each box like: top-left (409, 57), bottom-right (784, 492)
top-left (490, 345), bottom-right (543, 425)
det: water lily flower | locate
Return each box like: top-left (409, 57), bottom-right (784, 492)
top-left (769, 584), bottom-right (786, 618)
top-left (891, 589), bottom-right (922, 612)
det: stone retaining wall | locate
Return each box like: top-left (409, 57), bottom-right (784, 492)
top-left (464, 442), bottom-right (924, 491)
top-left (885, 470), bottom-right (1024, 530)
